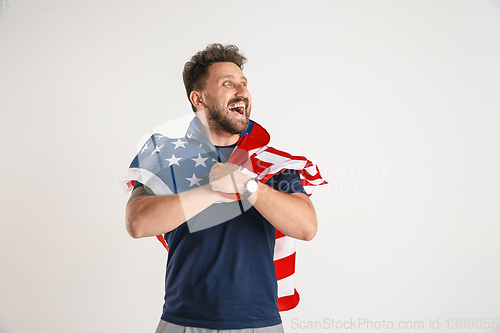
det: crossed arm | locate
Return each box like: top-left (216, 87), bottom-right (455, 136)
top-left (248, 183), bottom-right (317, 241)
top-left (125, 164), bottom-right (317, 241)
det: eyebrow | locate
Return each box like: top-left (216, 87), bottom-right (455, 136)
top-left (218, 74), bottom-right (248, 82)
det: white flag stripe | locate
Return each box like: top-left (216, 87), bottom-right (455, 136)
top-left (305, 178), bottom-right (328, 186)
top-left (241, 168), bottom-right (258, 178)
top-left (274, 236), bottom-right (296, 261)
top-left (276, 159), bottom-right (307, 170)
top-left (257, 159), bottom-right (308, 179)
top-left (277, 274), bottom-right (295, 297)
top-left (256, 151), bottom-right (292, 165)
top-left (247, 146), bottom-right (268, 157)
top-left (120, 168), bottom-right (173, 195)
top-left (305, 165), bottom-right (319, 176)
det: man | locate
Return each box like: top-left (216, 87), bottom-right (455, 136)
top-left (123, 44), bottom-right (325, 333)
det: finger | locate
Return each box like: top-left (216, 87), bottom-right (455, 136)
top-left (218, 163), bottom-right (224, 178)
top-left (209, 172), bottom-right (218, 190)
top-left (209, 164), bottom-right (220, 179)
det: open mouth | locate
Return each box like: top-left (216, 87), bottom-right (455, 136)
top-left (228, 101), bottom-right (246, 116)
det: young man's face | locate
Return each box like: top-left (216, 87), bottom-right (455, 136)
top-left (201, 62), bottom-right (252, 135)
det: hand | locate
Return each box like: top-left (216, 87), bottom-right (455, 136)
top-left (209, 163), bottom-right (251, 194)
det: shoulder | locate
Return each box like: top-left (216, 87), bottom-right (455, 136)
top-left (269, 169), bottom-right (301, 183)
top-left (264, 169), bottom-right (306, 195)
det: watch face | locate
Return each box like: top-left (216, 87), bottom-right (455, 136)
top-left (247, 179), bottom-right (259, 193)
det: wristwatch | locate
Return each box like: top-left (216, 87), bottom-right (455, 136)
top-left (242, 178), bottom-right (259, 199)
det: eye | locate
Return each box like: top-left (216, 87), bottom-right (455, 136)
top-left (242, 82), bottom-right (247, 87)
top-left (223, 81), bottom-right (233, 87)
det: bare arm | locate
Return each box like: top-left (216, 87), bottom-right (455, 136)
top-left (250, 184), bottom-right (317, 241)
top-left (125, 185), bottom-right (228, 238)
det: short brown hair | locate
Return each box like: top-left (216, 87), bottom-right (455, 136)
top-left (183, 43), bottom-right (247, 111)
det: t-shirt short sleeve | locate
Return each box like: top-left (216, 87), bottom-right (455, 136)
top-left (266, 169), bottom-right (307, 195)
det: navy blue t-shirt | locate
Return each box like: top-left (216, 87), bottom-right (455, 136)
top-left (135, 145), bottom-right (306, 329)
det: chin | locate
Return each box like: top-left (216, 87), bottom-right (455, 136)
top-left (234, 119), bottom-right (250, 134)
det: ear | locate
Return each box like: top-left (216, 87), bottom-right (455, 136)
top-left (189, 91), bottom-right (205, 111)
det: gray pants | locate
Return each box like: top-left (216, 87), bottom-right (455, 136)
top-left (155, 320), bottom-right (285, 333)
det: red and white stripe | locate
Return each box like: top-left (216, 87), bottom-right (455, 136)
top-left (274, 229), bottom-right (300, 311)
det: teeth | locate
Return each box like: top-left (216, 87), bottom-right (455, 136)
top-left (229, 102), bottom-right (245, 110)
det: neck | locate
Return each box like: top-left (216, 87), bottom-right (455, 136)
top-left (195, 113), bottom-right (240, 146)
top-left (209, 127), bottom-right (240, 146)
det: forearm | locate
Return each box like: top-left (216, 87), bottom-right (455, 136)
top-left (250, 183), bottom-right (317, 241)
top-left (126, 185), bottom-right (223, 238)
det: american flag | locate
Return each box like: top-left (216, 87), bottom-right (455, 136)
top-left (120, 118), bottom-right (327, 311)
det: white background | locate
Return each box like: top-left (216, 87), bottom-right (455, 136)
top-left (1, 1), bottom-right (499, 332)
